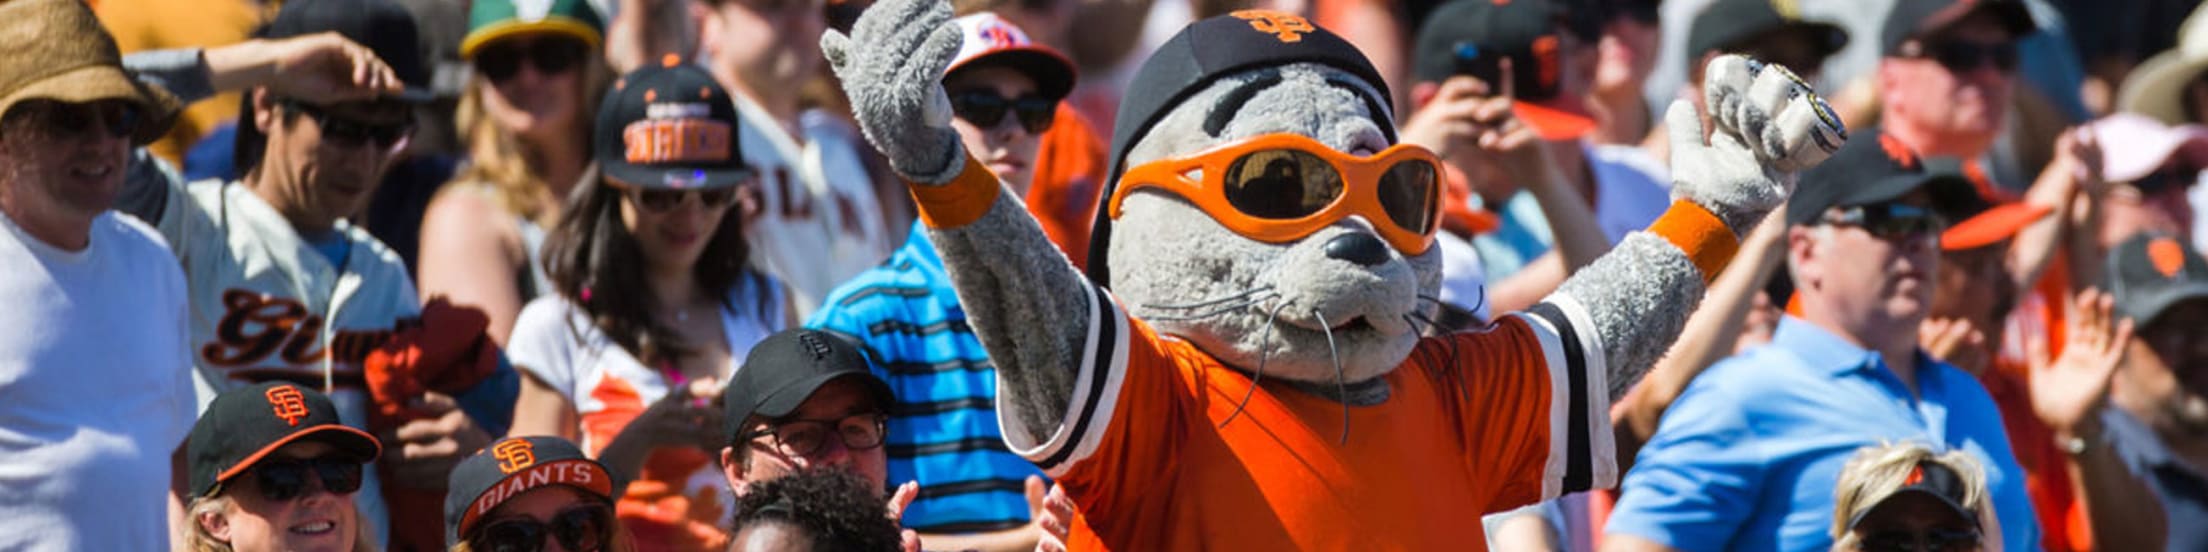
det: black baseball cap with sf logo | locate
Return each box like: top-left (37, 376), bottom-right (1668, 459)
top-left (187, 382), bottom-right (383, 498)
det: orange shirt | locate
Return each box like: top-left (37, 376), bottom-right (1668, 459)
top-left (1013, 286), bottom-right (1616, 550)
top-left (1985, 258), bottom-right (2094, 551)
top-left (1024, 104), bottom-right (1108, 269)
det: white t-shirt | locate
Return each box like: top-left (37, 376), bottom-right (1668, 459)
top-left (733, 93), bottom-right (894, 317)
top-left (509, 274), bottom-right (786, 450)
top-left (0, 210), bottom-right (193, 551)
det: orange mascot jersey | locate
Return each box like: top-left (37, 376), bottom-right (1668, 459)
top-left (1002, 283), bottom-right (1618, 551)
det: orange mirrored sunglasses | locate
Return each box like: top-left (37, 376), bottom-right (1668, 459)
top-left (1109, 133), bottom-right (1443, 255)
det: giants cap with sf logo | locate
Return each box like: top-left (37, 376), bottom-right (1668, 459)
top-left (187, 382), bottom-right (383, 498)
top-left (444, 436), bottom-right (616, 544)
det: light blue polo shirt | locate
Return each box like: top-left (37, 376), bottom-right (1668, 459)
top-left (1606, 316), bottom-right (2040, 551)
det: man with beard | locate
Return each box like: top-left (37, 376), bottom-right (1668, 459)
top-left (2103, 233), bottom-right (2208, 550)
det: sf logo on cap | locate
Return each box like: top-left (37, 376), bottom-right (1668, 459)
top-left (1231, 10), bottom-right (1313, 43)
top-left (494, 440), bottom-right (538, 474)
top-left (265, 385), bottom-right (310, 427)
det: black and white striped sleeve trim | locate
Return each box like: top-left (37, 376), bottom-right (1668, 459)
top-left (996, 283), bottom-right (1131, 478)
top-left (1510, 295), bottom-right (1618, 499)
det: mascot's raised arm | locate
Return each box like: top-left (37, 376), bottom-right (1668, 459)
top-left (823, 0), bottom-right (1844, 548)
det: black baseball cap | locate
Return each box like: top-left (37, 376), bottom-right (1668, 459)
top-left (1881, 0), bottom-right (2037, 55)
top-left (261, 0), bottom-right (434, 102)
top-left (1410, 0), bottom-right (1595, 141)
top-left (444, 436), bottom-right (616, 544)
top-left (1686, 0), bottom-right (1849, 70)
top-left (1086, 9), bottom-right (1391, 288)
top-left (2108, 233), bottom-right (2208, 327)
top-left (722, 329), bottom-right (895, 441)
top-left (594, 59), bottom-right (754, 190)
top-left (1790, 127), bottom-right (1977, 226)
top-left (1846, 458), bottom-right (1982, 530)
top-left (187, 382), bottom-right (383, 499)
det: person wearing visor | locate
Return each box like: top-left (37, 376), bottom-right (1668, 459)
top-left (445, 436), bottom-right (634, 552)
top-left (419, 0), bottom-right (613, 345)
top-left (1606, 130), bottom-right (2043, 552)
top-left (118, 0), bottom-right (518, 546)
top-left (505, 59), bottom-right (786, 552)
top-left (184, 383), bottom-right (384, 552)
top-left (1829, 442), bottom-right (1994, 552)
top-left (805, 12), bottom-right (1071, 551)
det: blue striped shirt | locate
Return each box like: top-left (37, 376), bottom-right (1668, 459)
top-left (807, 222), bottom-right (1046, 533)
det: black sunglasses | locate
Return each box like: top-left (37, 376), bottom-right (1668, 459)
top-left (740, 412), bottom-right (888, 458)
top-left (278, 99), bottom-right (414, 152)
top-left (1904, 40), bottom-right (2018, 74)
top-left (1821, 202), bottom-right (1947, 241)
top-left (618, 185), bottom-right (737, 214)
top-left (6, 99), bottom-right (141, 140)
top-left (469, 503), bottom-right (614, 552)
top-left (475, 37), bottom-right (589, 83)
top-left (949, 90), bottom-right (1056, 135)
top-left (244, 456), bottom-right (366, 502)
top-left (2132, 165), bottom-right (2200, 195)
top-left (1860, 527), bottom-right (1982, 552)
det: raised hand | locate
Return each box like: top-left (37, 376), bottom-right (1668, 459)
top-left (1668, 54), bottom-right (1845, 233)
top-left (1920, 317), bottom-right (1990, 375)
top-left (820, 0), bottom-right (967, 184)
top-left (2029, 289), bottom-right (2133, 437)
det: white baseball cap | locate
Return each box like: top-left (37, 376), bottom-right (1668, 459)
top-left (947, 12), bottom-right (1076, 100)
top-left (2085, 113), bottom-right (2208, 183)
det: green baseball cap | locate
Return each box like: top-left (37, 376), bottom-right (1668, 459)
top-left (460, 0), bottom-right (605, 58)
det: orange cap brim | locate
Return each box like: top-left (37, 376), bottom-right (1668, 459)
top-left (1941, 202), bottom-right (2054, 251)
top-left (1514, 99), bottom-right (1597, 141)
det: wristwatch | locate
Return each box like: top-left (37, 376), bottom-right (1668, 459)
top-left (2060, 434), bottom-right (2090, 456)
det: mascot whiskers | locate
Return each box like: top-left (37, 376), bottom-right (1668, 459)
top-left (823, 0), bottom-right (1844, 548)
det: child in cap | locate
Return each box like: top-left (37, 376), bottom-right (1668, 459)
top-left (184, 382), bottom-right (384, 552)
top-left (505, 59), bottom-right (784, 552)
top-left (445, 436), bottom-right (632, 552)
top-left (1830, 442), bottom-right (1993, 552)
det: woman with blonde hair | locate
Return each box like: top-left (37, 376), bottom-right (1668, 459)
top-left (183, 383), bottom-right (383, 552)
top-left (419, 0), bottom-right (613, 343)
top-left (1830, 442), bottom-right (1998, 552)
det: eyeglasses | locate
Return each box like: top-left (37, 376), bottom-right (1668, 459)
top-left (1821, 202), bottom-right (1947, 242)
top-left (740, 412), bottom-right (888, 458)
top-left (948, 90), bottom-right (1056, 135)
top-left (475, 37), bottom-right (589, 83)
top-left (278, 99), bottom-right (414, 153)
top-left (1110, 133), bottom-right (1442, 255)
top-left (5, 99), bottom-right (141, 141)
top-left (1859, 528), bottom-right (1982, 552)
top-left (242, 456), bottom-right (366, 502)
top-left (606, 178), bottom-right (738, 214)
top-left (468, 503), bottom-right (614, 552)
top-left (1901, 40), bottom-right (2018, 74)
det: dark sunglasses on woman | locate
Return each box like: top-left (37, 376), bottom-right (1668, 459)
top-left (949, 90), bottom-right (1056, 135)
top-left (244, 456), bottom-right (366, 502)
top-left (621, 185), bottom-right (738, 214)
top-left (6, 99), bottom-right (141, 140)
top-left (475, 37), bottom-right (589, 83)
top-left (468, 503), bottom-right (614, 552)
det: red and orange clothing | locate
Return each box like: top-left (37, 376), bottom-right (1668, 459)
top-left (1024, 103), bottom-right (1108, 269)
top-left (996, 283), bottom-right (1617, 550)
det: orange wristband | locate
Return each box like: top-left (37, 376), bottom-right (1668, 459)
top-left (1648, 200), bottom-right (1740, 285)
top-left (910, 156), bottom-right (1003, 229)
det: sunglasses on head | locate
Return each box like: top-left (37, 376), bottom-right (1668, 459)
top-left (1859, 527), bottom-right (1982, 552)
top-left (474, 37), bottom-right (590, 83)
top-left (1821, 202), bottom-right (1948, 241)
top-left (740, 412), bottom-right (888, 458)
top-left (949, 90), bottom-right (1056, 134)
top-left (278, 99), bottom-right (413, 153)
top-left (468, 502), bottom-right (614, 552)
top-left (7, 99), bottom-right (141, 141)
top-left (1111, 133), bottom-right (1442, 255)
top-left (242, 456), bottom-right (366, 502)
top-left (1902, 39), bottom-right (2018, 74)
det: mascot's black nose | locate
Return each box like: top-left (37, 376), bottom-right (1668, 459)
top-left (1324, 233), bottom-right (1389, 266)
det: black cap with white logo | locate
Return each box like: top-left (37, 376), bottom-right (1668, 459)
top-left (187, 382), bottom-right (383, 499)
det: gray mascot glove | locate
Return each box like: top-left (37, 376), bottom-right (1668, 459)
top-left (1669, 54), bottom-right (1846, 231)
top-left (821, 0), bottom-right (967, 184)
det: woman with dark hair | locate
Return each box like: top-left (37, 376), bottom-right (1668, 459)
top-left (506, 61), bottom-right (787, 551)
